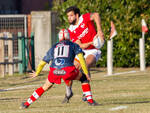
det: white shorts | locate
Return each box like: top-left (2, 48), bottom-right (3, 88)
top-left (76, 49), bottom-right (101, 62)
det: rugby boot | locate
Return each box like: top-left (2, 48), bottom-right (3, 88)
top-left (62, 92), bottom-right (73, 103)
top-left (87, 100), bottom-right (100, 106)
top-left (82, 94), bottom-right (87, 101)
top-left (20, 102), bottom-right (29, 109)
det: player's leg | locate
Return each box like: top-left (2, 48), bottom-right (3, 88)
top-left (62, 66), bottom-right (99, 106)
top-left (62, 66), bottom-right (80, 103)
top-left (84, 49), bottom-right (101, 68)
top-left (63, 60), bottom-right (81, 103)
top-left (65, 81), bottom-right (73, 97)
top-left (82, 49), bottom-right (101, 101)
top-left (85, 54), bottom-right (96, 68)
top-left (62, 81), bottom-right (74, 103)
top-left (78, 72), bottom-right (93, 103)
top-left (63, 50), bottom-right (100, 103)
top-left (77, 71), bottom-right (99, 106)
top-left (63, 56), bottom-right (96, 103)
top-left (75, 54), bottom-right (96, 102)
top-left (20, 79), bottom-right (54, 109)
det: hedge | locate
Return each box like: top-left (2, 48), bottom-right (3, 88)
top-left (51, 0), bottom-right (150, 67)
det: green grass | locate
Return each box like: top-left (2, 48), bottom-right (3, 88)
top-left (0, 68), bottom-right (150, 113)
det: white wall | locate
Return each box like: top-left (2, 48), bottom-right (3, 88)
top-left (31, 11), bottom-right (58, 71)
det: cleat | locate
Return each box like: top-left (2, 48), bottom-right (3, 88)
top-left (62, 92), bottom-right (73, 104)
top-left (82, 94), bottom-right (87, 101)
top-left (87, 100), bottom-right (100, 106)
top-left (20, 102), bottom-right (29, 109)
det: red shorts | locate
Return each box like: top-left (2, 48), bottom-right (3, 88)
top-left (48, 66), bottom-right (79, 85)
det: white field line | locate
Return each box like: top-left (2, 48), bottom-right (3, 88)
top-left (109, 105), bottom-right (128, 111)
top-left (104, 70), bottom-right (139, 77)
top-left (1, 84), bottom-right (42, 91)
top-left (0, 70), bottom-right (144, 91)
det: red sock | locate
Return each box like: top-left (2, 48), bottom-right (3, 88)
top-left (24, 87), bottom-right (44, 106)
top-left (82, 83), bottom-right (93, 103)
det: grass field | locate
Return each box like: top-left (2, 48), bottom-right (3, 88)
top-left (0, 67), bottom-right (150, 113)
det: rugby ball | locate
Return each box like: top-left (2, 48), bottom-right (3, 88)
top-left (93, 35), bottom-right (105, 49)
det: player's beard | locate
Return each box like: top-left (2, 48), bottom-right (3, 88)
top-left (69, 18), bottom-right (76, 25)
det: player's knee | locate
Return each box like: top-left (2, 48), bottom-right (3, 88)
top-left (86, 55), bottom-right (96, 67)
top-left (43, 82), bottom-right (54, 91)
top-left (79, 71), bottom-right (89, 83)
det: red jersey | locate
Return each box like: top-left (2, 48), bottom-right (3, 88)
top-left (68, 13), bottom-right (97, 49)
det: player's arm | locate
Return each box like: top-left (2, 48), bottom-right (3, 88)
top-left (30, 47), bottom-right (53, 78)
top-left (35, 60), bottom-right (47, 76)
top-left (77, 53), bottom-right (90, 81)
top-left (75, 39), bottom-right (93, 49)
top-left (90, 13), bottom-right (104, 40)
top-left (30, 60), bottom-right (47, 78)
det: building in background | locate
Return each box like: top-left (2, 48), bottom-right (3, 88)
top-left (0, 0), bottom-right (51, 14)
top-left (20, 0), bottom-right (50, 14)
top-left (0, 0), bottom-right (20, 14)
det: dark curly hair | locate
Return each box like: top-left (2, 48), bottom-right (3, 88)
top-left (65, 6), bottom-right (81, 17)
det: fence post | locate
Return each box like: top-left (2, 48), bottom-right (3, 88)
top-left (31, 32), bottom-right (35, 71)
top-left (8, 34), bottom-right (13, 75)
top-left (18, 32), bottom-right (23, 74)
top-left (107, 39), bottom-right (113, 75)
top-left (0, 39), bottom-right (5, 77)
top-left (22, 36), bottom-right (26, 72)
top-left (139, 35), bottom-right (145, 71)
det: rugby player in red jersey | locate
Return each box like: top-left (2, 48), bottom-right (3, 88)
top-left (62, 6), bottom-right (105, 103)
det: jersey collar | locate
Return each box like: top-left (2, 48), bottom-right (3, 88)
top-left (68, 15), bottom-right (83, 32)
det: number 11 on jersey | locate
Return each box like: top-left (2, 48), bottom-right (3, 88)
top-left (54, 45), bottom-right (69, 58)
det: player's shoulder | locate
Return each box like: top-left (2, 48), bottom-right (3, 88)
top-left (82, 13), bottom-right (91, 21)
top-left (82, 13), bottom-right (90, 17)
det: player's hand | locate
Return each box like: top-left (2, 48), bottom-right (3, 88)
top-left (29, 70), bottom-right (38, 78)
top-left (86, 74), bottom-right (91, 81)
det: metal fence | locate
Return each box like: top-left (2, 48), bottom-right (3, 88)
top-left (0, 15), bottom-right (27, 57)
top-left (0, 15), bottom-right (28, 76)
